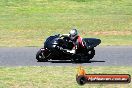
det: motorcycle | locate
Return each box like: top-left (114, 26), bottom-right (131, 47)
top-left (36, 34), bottom-right (101, 62)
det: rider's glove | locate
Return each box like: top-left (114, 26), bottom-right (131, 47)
top-left (56, 46), bottom-right (63, 50)
top-left (59, 47), bottom-right (63, 50)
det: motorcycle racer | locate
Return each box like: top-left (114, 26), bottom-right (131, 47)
top-left (69, 29), bottom-right (85, 48)
top-left (36, 29), bottom-right (101, 62)
top-left (60, 29), bottom-right (85, 54)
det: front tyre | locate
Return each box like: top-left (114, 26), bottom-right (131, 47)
top-left (36, 49), bottom-right (48, 62)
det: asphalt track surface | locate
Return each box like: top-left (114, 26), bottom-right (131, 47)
top-left (0, 46), bottom-right (132, 66)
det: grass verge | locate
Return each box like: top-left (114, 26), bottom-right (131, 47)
top-left (0, 0), bottom-right (132, 46)
top-left (0, 66), bottom-right (131, 88)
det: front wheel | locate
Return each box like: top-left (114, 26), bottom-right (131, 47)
top-left (36, 49), bottom-right (48, 62)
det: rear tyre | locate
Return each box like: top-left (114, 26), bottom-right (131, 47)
top-left (36, 50), bottom-right (48, 62)
top-left (71, 54), bottom-right (81, 63)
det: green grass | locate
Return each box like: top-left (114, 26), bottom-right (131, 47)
top-left (0, 66), bottom-right (131, 88)
top-left (0, 0), bottom-right (132, 46)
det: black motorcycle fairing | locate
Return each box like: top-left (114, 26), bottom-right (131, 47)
top-left (44, 35), bottom-right (59, 49)
top-left (83, 38), bottom-right (101, 49)
top-left (36, 34), bottom-right (101, 62)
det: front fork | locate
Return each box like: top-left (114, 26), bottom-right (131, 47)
top-left (40, 48), bottom-right (51, 59)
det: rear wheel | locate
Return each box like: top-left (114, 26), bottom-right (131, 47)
top-left (36, 49), bottom-right (48, 62)
top-left (71, 54), bottom-right (81, 63)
